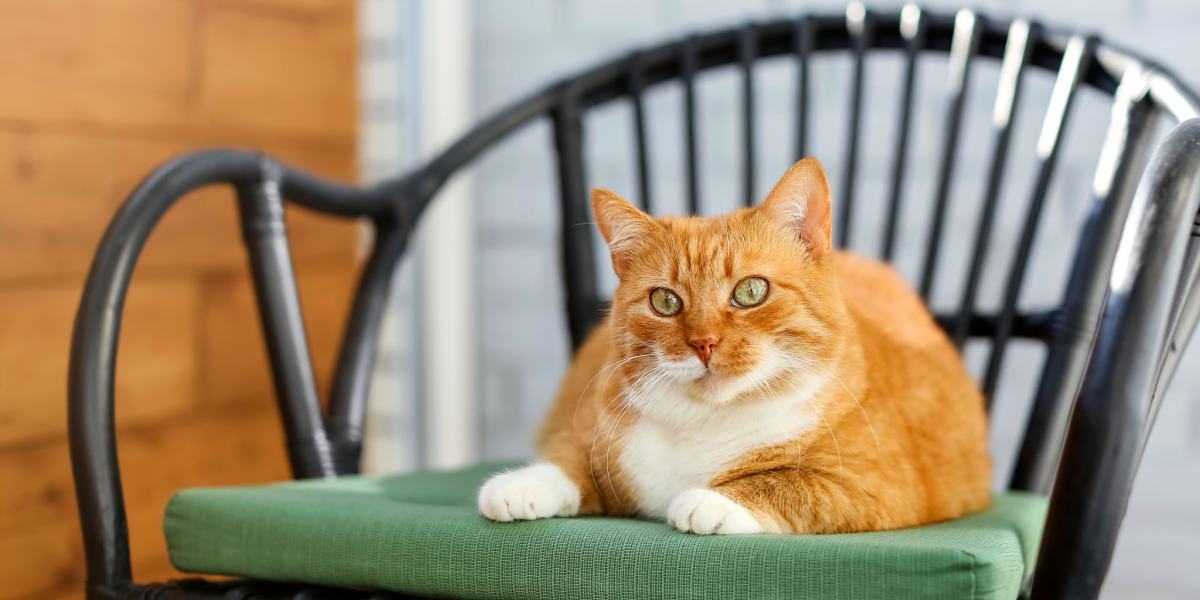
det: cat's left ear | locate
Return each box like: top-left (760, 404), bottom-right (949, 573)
top-left (593, 188), bottom-right (654, 278)
top-left (760, 157), bottom-right (833, 259)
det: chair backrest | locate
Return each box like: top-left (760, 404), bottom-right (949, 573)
top-left (543, 8), bottom-right (1198, 502)
top-left (67, 6), bottom-right (1200, 600)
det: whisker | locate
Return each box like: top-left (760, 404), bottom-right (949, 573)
top-left (818, 412), bottom-right (844, 470)
top-left (573, 352), bottom-right (654, 432)
top-left (588, 378), bottom-right (642, 499)
top-left (589, 364), bottom-right (656, 497)
top-left (598, 394), bottom-right (638, 503)
top-left (602, 367), bottom-right (669, 506)
top-left (788, 355), bottom-right (881, 453)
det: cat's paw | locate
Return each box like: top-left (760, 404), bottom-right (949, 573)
top-left (478, 463), bottom-right (581, 522)
top-left (667, 488), bottom-right (763, 535)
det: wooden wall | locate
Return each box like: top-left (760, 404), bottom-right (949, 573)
top-left (0, 2), bottom-right (360, 598)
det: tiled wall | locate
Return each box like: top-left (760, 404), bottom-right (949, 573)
top-left (464, 1), bottom-right (1200, 598)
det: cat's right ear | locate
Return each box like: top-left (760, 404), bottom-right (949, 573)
top-left (760, 157), bottom-right (833, 259)
top-left (592, 188), bottom-right (653, 278)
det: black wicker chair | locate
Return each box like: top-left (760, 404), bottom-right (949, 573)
top-left (69, 5), bottom-right (1200, 599)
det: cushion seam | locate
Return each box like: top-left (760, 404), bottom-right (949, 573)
top-left (960, 548), bottom-right (978, 600)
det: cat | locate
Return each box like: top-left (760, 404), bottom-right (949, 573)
top-left (478, 158), bottom-right (991, 534)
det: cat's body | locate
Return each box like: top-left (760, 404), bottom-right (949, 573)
top-left (478, 159), bottom-right (990, 534)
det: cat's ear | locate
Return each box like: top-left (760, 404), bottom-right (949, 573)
top-left (760, 157), bottom-right (833, 259)
top-left (593, 188), bottom-right (653, 277)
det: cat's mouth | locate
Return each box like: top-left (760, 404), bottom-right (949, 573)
top-left (657, 354), bottom-right (738, 383)
top-left (653, 353), bottom-right (758, 398)
top-left (693, 366), bottom-right (750, 393)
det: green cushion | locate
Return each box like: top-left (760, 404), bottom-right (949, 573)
top-left (164, 463), bottom-right (1046, 600)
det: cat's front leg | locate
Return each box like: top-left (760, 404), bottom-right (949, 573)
top-left (665, 488), bottom-right (764, 535)
top-left (708, 468), bottom-right (895, 534)
top-left (478, 463), bottom-right (581, 522)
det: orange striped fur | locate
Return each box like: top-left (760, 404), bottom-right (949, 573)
top-left (478, 158), bottom-right (991, 534)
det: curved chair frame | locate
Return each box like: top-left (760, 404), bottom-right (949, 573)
top-left (68, 6), bottom-right (1200, 600)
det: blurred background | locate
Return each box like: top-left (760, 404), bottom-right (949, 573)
top-left (1, 1), bottom-right (1197, 598)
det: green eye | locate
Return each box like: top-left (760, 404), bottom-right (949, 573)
top-left (732, 277), bottom-right (769, 308)
top-left (649, 288), bottom-right (683, 316)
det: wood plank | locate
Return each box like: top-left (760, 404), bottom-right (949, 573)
top-left (0, 0), bottom-right (198, 132)
top-left (0, 408), bottom-right (290, 598)
top-left (0, 129), bottom-right (359, 284)
top-left (0, 1), bottom-right (357, 146)
top-left (0, 277), bottom-right (201, 449)
top-left (0, 2), bottom-right (361, 597)
top-left (196, 0), bottom-right (357, 143)
top-left (1, 521), bottom-right (84, 599)
top-left (202, 0), bottom-right (348, 17)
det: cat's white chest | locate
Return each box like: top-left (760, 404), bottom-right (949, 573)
top-left (617, 389), bottom-right (821, 518)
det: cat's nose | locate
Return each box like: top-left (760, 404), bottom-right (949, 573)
top-left (688, 336), bottom-right (720, 367)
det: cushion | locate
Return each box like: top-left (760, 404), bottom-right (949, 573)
top-left (164, 463), bottom-right (1047, 600)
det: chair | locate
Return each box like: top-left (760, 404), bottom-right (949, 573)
top-left (68, 5), bottom-right (1200, 599)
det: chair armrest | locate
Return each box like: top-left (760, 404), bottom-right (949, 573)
top-left (1031, 118), bottom-right (1200, 600)
top-left (67, 150), bottom-right (400, 598)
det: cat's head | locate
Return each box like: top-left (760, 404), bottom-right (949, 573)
top-left (594, 158), bottom-right (847, 414)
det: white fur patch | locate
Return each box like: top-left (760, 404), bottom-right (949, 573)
top-left (667, 488), bottom-right (762, 534)
top-left (478, 463), bottom-right (580, 522)
top-left (617, 360), bottom-right (827, 519)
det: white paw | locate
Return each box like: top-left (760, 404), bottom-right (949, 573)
top-left (666, 488), bottom-right (763, 535)
top-left (477, 463), bottom-right (581, 522)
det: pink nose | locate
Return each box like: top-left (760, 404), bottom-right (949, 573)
top-left (688, 336), bottom-right (719, 366)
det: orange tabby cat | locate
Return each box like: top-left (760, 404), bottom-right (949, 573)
top-left (478, 158), bottom-right (991, 534)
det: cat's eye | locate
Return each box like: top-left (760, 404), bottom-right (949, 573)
top-left (732, 277), bottom-right (769, 308)
top-left (649, 287), bottom-right (683, 316)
